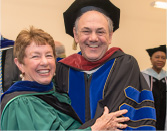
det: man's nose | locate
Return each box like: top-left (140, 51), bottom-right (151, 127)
top-left (89, 32), bottom-right (98, 42)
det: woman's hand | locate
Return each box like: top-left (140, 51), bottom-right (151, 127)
top-left (91, 106), bottom-right (130, 131)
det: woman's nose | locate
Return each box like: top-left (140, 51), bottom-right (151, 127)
top-left (40, 56), bottom-right (48, 65)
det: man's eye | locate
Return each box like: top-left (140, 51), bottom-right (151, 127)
top-left (83, 30), bottom-right (89, 32)
top-left (81, 31), bottom-right (90, 34)
top-left (97, 31), bottom-right (105, 35)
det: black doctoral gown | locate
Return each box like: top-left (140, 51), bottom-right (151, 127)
top-left (142, 68), bottom-right (166, 130)
top-left (54, 48), bottom-right (156, 130)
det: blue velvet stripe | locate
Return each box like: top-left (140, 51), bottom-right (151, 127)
top-left (125, 86), bottom-right (154, 103)
top-left (120, 104), bottom-right (156, 121)
top-left (125, 126), bottom-right (156, 130)
top-left (90, 59), bottom-right (115, 119)
top-left (69, 69), bottom-right (85, 123)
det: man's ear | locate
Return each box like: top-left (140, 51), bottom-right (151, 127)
top-left (108, 32), bottom-right (113, 45)
top-left (73, 27), bottom-right (79, 43)
top-left (14, 58), bottom-right (24, 73)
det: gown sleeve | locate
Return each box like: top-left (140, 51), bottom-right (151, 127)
top-left (80, 54), bottom-right (156, 129)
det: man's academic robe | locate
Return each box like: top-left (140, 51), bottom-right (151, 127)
top-left (54, 48), bottom-right (156, 130)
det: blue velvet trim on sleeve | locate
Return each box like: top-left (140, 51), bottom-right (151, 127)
top-left (124, 86), bottom-right (154, 103)
top-left (125, 126), bottom-right (156, 130)
top-left (120, 104), bottom-right (156, 121)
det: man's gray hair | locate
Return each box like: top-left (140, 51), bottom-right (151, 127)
top-left (74, 11), bottom-right (114, 35)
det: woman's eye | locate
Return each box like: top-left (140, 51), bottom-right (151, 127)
top-left (32, 56), bottom-right (39, 58)
top-left (46, 55), bottom-right (53, 58)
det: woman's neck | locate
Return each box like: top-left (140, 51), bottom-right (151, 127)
top-left (152, 67), bottom-right (161, 74)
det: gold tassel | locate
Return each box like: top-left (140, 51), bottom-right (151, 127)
top-left (72, 39), bottom-right (77, 50)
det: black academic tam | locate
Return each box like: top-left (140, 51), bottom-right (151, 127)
top-left (146, 45), bottom-right (166, 57)
top-left (63, 0), bottom-right (120, 37)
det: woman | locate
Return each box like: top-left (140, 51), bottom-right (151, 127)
top-left (142, 45), bottom-right (166, 130)
top-left (1, 26), bottom-right (129, 130)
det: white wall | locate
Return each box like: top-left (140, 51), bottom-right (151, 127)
top-left (1, 0), bottom-right (166, 70)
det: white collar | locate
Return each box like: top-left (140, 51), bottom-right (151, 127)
top-left (82, 66), bottom-right (102, 74)
top-left (142, 68), bottom-right (166, 80)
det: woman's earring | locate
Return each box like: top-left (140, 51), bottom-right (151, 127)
top-left (20, 72), bottom-right (25, 80)
top-left (20, 74), bottom-right (23, 79)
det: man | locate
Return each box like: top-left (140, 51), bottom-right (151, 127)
top-left (54, 41), bottom-right (66, 61)
top-left (54, 0), bottom-right (156, 130)
top-left (142, 45), bottom-right (166, 130)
